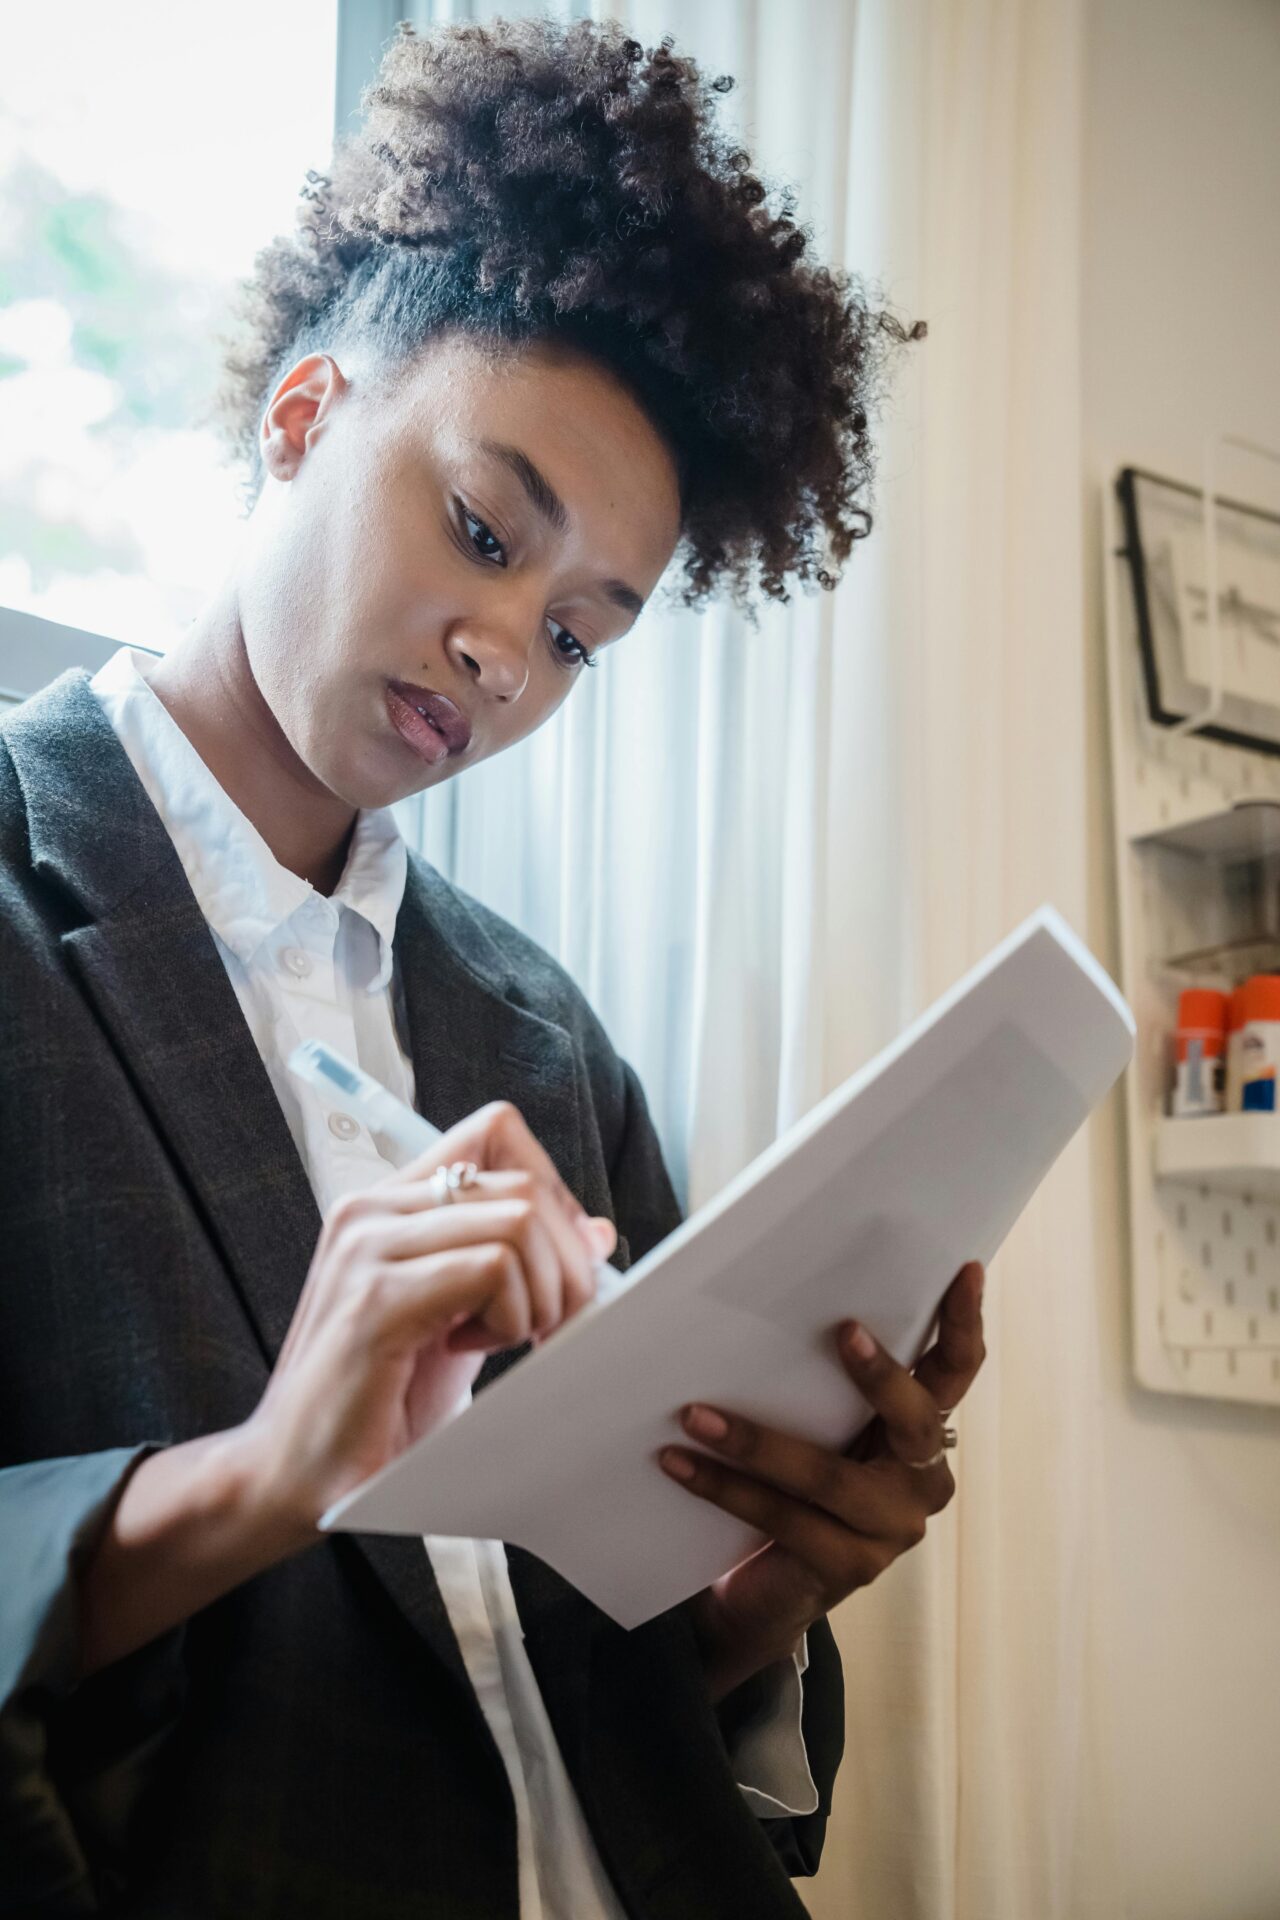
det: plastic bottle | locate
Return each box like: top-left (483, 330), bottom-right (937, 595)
top-left (1224, 984), bottom-right (1246, 1113)
top-left (1171, 987), bottom-right (1227, 1117)
top-left (1239, 974), bottom-right (1280, 1113)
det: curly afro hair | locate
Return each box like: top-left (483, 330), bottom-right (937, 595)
top-left (214, 15), bottom-right (925, 612)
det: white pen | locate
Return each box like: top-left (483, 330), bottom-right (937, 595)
top-left (286, 1038), bottom-right (629, 1306)
top-left (288, 1036), bottom-right (444, 1158)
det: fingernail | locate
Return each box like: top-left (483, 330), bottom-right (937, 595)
top-left (684, 1404), bottom-right (729, 1443)
top-left (846, 1322), bottom-right (876, 1359)
top-left (660, 1447), bottom-right (695, 1481)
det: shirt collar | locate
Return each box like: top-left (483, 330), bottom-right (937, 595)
top-left (89, 646), bottom-right (407, 987)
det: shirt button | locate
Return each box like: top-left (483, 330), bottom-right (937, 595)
top-left (327, 1111), bottom-right (361, 1142)
top-left (281, 947), bottom-right (312, 978)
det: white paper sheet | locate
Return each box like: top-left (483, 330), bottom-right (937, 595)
top-left (320, 903), bottom-right (1135, 1628)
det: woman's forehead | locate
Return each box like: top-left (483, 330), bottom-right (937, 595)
top-left (403, 334), bottom-right (662, 458)
top-left (392, 333), bottom-right (682, 561)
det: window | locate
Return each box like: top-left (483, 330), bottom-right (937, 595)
top-left (0, 3), bottom-right (338, 651)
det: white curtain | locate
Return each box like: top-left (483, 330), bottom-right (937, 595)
top-left (790, 6), bottom-right (1124, 1917)
top-left (386, 1), bottom-right (1123, 1913)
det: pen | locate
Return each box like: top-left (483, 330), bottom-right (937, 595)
top-left (286, 1039), bottom-right (629, 1306)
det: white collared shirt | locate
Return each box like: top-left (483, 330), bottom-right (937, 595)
top-left (90, 644), bottom-right (818, 1919)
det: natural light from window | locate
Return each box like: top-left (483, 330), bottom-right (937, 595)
top-left (0, 2), bottom-right (338, 650)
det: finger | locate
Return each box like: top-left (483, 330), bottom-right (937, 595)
top-left (589, 1216), bottom-right (619, 1261)
top-left (283, 1188), bottom-right (383, 1369)
top-left (658, 1447), bottom-right (892, 1603)
top-left (405, 1101), bottom-right (593, 1249)
top-left (828, 1408), bottom-right (957, 1513)
top-left (912, 1260), bottom-right (987, 1411)
top-left (526, 1191), bottom-right (596, 1322)
top-left (837, 1320), bottom-right (947, 1471)
top-left (677, 1404), bottom-right (928, 1537)
top-left (379, 1167), bottom-right (541, 1213)
top-left (381, 1169), bottom-right (597, 1324)
top-left (469, 1103), bottom-right (614, 1304)
top-left (322, 1196), bottom-right (553, 1352)
top-left (491, 1205), bottom-right (561, 1337)
top-left (384, 1197), bottom-right (567, 1335)
top-left (475, 1105), bottom-right (619, 1291)
top-left (378, 1243), bottom-right (534, 1353)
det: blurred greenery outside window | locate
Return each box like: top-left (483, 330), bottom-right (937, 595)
top-left (0, 4), bottom-right (338, 650)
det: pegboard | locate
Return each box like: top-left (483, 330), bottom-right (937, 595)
top-left (1102, 465), bottom-right (1280, 1406)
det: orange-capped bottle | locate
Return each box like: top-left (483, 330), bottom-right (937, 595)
top-left (1171, 987), bottom-right (1227, 1117)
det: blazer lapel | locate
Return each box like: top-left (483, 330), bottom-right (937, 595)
top-left (393, 857), bottom-right (586, 1181)
top-left (6, 673), bottom-right (321, 1370)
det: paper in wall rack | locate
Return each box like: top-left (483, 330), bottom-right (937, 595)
top-left (1117, 464), bottom-right (1280, 758)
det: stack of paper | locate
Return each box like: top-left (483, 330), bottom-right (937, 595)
top-left (320, 904), bottom-right (1135, 1628)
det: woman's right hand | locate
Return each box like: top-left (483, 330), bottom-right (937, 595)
top-left (74, 1099), bottom-right (615, 1681)
top-left (235, 1100), bottom-right (617, 1543)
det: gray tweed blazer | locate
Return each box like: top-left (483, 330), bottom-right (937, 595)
top-left (0, 671), bottom-right (843, 1918)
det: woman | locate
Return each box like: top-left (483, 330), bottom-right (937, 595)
top-left (0, 18), bottom-right (985, 1917)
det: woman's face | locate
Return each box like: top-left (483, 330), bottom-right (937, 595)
top-left (237, 330), bottom-right (683, 811)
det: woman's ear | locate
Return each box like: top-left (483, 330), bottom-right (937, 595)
top-left (259, 352), bottom-right (348, 483)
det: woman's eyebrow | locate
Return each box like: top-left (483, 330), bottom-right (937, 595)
top-left (476, 436), bottom-right (646, 619)
top-left (479, 437), bottom-right (569, 535)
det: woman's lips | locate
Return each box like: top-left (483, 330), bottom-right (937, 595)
top-left (385, 681), bottom-right (472, 764)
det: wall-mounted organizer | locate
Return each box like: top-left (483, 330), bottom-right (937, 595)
top-left (1102, 444), bottom-right (1280, 1406)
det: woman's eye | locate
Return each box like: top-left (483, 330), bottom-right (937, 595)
top-left (547, 619), bottom-right (595, 670)
top-left (461, 507), bottom-right (506, 565)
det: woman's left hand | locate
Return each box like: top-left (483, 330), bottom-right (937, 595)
top-left (664, 1259), bottom-right (987, 1703)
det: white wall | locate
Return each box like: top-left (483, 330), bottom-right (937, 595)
top-left (1082, 4), bottom-right (1280, 1916)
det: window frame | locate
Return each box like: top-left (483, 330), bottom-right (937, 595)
top-left (0, 605), bottom-right (123, 705)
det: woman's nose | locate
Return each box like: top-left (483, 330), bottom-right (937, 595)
top-left (443, 619), bottom-right (532, 703)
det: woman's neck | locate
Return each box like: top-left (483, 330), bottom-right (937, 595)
top-left (148, 589), bottom-right (358, 898)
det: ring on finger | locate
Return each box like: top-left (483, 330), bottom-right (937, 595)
top-left (430, 1160), bottom-right (480, 1206)
top-left (905, 1411), bottom-right (958, 1471)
